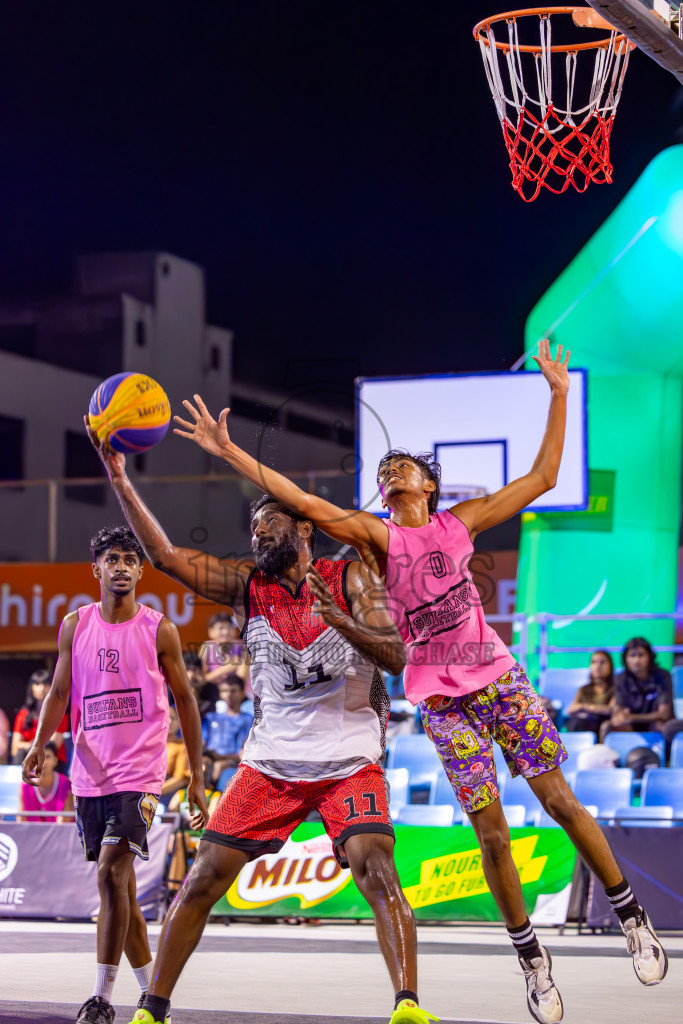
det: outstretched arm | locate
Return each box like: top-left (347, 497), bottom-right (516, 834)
top-left (173, 396), bottom-right (388, 560)
top-left (306, 563), bottom-right (405, 676)
top-left (454, 341), bottom-right (570, 540)
top-left (85, 418), bottom-right (250, 611)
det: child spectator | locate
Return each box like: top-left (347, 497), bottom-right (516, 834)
top-left (11, 670), bottom-right (69, 767)
top-left (182, 651), bottom-right (218, 719)
top-left (565, 649), bottom-right (615, 736)
top-left (18, 741), bottom-right (73, 822)
top-left (202, 674), bottom-right (253, 785)
top-left (161, 706), bottom-right (191, 800)
top-left (201, 612), bottom-right (251, 693)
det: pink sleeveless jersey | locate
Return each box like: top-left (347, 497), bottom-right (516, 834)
top-left (69, 603), bottom-right (169, 797)
top-left (385, 511), bottom-right (516, 704)
top-left (20, 774), bottom-right (71, 821)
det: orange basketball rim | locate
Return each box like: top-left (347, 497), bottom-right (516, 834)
top-left (473, 7), bottom-right (635, 201)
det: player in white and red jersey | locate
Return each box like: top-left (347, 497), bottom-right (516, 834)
top-left (23, 525), bottom-right (208, 1024)
top-left (87, 424), bottom-right (438, 1024)
top-left (174, 344), bottom-right (667, 1023)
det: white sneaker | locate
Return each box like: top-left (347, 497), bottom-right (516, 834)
top-left (518, 946), bottom-right (564, 1024)
top-left (621, 909), bottom-right (668, 985)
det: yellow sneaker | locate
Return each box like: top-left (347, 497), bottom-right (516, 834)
top-left (134, 995), bottom-right (171, 1024)
top-left (390, 998), bottom-right (440, 1024)
top-left (129, 1010), bottom-right (168, 1024)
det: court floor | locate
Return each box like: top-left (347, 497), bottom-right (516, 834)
top-left (0, 920), bottom-right (681, 1024)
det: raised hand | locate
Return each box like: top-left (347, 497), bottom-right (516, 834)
top-left (83, 415), bottom-right (126, 481)
top-left (173, 394), bottom-right (231, 459)
top-left (532, 339), bottom-right (571, 394)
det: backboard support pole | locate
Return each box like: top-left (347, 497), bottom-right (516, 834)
top-left (584, 0), bottom-right (683, 83)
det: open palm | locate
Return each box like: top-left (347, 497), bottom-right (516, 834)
top-left (532, 339), bottom-right (570, 394)
top-left (174, 394), bottom-right (231, 458)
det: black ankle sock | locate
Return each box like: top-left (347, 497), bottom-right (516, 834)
top-left (394, 990), bottom-right (419, 1009)
top-left (142, 994), bottom-right (171, 1022)
top-left (508, 918), bottom-right (542, 962)
top-left (605, 877), bottom-right (640, 924)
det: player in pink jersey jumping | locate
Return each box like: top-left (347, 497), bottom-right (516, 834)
top-left (22, 525), bottom-right (209, 1024)
top-left (172, 341), bottom-right (667, 1024)
top-left (86, 428), bottom-right (438, 1024)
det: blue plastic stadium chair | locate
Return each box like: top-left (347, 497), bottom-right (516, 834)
top-left (395, 804), bottom-right (456, 827)
top-left (0, 765), bottom-right (22, 815)
top-left (216, 767), bottom-right (237, 792)
top-left (429, 771), bottom-right (459, 808)
top-left (498, 773), bottom-right (542, 823)
top-left (561, 732), bottom-right (596, 756)
top-left (671, 665), bottom-right (683, 699)
top-left (641, 768), bottom-right (683, 812)
top-left (501, 804), bottom-right (527, 828)
top-left (671, 734), bottom-right (683, 768)
top-left (387, 735), bottom-right (443, 799)
top-left (612, 805), bottom-right (674, 828)
top-left (605, 731), bottom-right (665, 767)
top-left (386, 768), bottom-right (410, 809)
top-left (540, 668), bottom-right (587, 715)
top-left (573, 768), bottom-right (634, 817)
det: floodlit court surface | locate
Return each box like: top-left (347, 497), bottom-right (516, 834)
top-left (0, 920), bottom-right (681, 1024)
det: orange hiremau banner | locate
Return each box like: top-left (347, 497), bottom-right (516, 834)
top-left (0, 563), bottom-right (227, 653)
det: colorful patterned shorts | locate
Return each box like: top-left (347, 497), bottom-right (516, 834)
top-left (420, 664), bottom-right (567, 814)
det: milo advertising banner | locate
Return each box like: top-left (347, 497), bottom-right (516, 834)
top-left (211, 824), bottom-right (576, 923)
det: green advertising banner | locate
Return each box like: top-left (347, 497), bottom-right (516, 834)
top-left (210, 825), bottom-right (576, 922)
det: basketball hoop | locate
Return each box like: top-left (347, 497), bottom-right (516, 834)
top-left (473, 7), bottom-right (635, 201)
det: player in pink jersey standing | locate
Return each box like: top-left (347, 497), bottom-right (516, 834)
top-left (22, 525), bottom-right (209, 1024)
top-left (173, 341), bottom-right (667, 1024)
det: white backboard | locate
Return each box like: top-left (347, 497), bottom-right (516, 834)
top-left (356, 370), bottom-right (588, 515)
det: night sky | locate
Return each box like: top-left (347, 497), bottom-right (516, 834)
top-left (0, 2), bottom-right (680, 395)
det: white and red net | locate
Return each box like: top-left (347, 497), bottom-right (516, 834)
top-left (475, 8), bottom-right (633, 201)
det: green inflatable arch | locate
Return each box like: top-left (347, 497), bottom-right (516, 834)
top-left (517, 146), bottom-right (683, 680)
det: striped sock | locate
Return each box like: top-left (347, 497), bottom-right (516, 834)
top-left (395, 990), bottom-right (419, 1010)
top-left (605, 877), bottom-right (640, 924)
top-left (92, 963), bottom-right (118, 1002)
top-left (508, 918), bottom-right (542, 962)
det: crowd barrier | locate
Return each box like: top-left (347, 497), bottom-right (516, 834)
top-left (0, 816), bottom-right (174, 919)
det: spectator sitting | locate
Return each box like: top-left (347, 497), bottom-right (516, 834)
top-left (182, 651), bottom-right (218, 719)
top-left (203, 674), bottom-right (254, 786)
top-left (201, 612), bottom-right (251, 693)
top-left (600, 637), bottom-right (683, 751)
top-left (0, 706), bottom-right (8, 764)
top-left (18, 741), bottom-right (73, 822)
top-left (565, 649), bottom-right (615, 736)
top-left (11, 670), bottom-right (69, 769)
top-left (161, 706), bottom-right (192, 800)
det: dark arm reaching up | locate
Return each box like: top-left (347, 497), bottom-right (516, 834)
top-left (85, 417), bottom-right (252, 614)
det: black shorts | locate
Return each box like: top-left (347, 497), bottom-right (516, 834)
top-left (74, 792), bottom-right (160, 862)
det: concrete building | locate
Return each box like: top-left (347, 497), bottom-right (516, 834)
top-left (0, 252), bottom-right (353, 561)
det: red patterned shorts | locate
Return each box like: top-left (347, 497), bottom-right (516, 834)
top-left (202, 763), bottom-right (394, 866)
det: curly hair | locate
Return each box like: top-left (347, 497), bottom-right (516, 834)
top-left (376, 449), bottom-right (442, 515)
top-left (89, 525), bottom-right (145, 563)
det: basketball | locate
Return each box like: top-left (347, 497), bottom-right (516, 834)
top-left (88, 371), bottom-right (171, 453)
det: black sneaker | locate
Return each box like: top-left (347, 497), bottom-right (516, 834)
top-left (76, 997), bottom-right (115, 1024)
top-left (518, 946), bottom-right (564, 1024)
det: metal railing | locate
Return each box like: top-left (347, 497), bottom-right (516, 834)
top-left (537, 611), bottom-right (683, 674)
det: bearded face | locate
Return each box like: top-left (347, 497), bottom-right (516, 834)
top-left (251, 506), bottom-right (305, 578)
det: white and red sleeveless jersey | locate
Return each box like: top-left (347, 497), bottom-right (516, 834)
top-left (241, 558), bottom-right (390, 781)
top-left (69, 602), bottom-right (169, 797)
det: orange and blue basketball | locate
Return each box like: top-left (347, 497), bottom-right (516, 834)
top-left (88, 372), bottom-right (171, 453)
